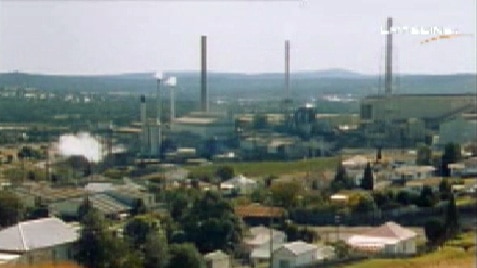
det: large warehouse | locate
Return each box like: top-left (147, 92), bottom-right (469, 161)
top-left (360, 93), bottom-right (476, 124)
top-left (359, 93), bottom-right (477, 145)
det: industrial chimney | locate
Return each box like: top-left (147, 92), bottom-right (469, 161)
top-left (165, 76), bottom-right (177, 123)
top-left (140, 95), bottom-right (147, 155)
top-left (285, 40), bottom-right (290, 100)
top-left (384, 17), bottom-right (393, 96)
top-left (201, 35), bottom-right (208, 113)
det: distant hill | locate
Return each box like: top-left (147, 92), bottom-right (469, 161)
top-left (0, 70), bottom-right (475, 101)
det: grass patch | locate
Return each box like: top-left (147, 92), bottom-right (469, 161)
top-left (456, 196), bottom-right (477, 206)
top-left (186, 157), bottom-right (338, 179)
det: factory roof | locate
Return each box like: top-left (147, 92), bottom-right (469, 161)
top-left (13, 184), bottom-right (87, 202)
top-left (173, 116), bottom-right (218, 125)
top-left (49, 193), bottom-right (131, 216)
top-left (268, 138), bottom-right (296, 147)
top-left (277, 241), bottom-right (318, 256)
top-left (365, 93), bottom-right (477, 99)
top-left (0, 217), bottom-right (78, 252)
top-left (115, 127), bottom-right (142, 134)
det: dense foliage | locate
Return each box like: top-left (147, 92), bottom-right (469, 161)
top-left (0, 190), bottom-right (24, 227)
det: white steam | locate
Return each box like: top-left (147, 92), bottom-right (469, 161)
top-left (58, 132), bottom-right (103, 163)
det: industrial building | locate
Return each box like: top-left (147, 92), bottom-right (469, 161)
top-left (171, 111), bottom-right (234, 139)
top-left (359, 17), bottom-right (477, 145)
top-left (438, 113), bottom-right (477, 145)
top-left (360, 93), bottom-right (476, 144)
top-left (360, 94), bottom-right (476, 125)
top-left (139, 94), bottom-right (162, 157)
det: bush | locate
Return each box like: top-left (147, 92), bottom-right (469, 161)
top-left (425, 218), bottom-right (446, 246)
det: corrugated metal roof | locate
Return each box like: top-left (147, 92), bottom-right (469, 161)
top-left (0, 217), bottom-right (78, 252)
top-left (346, 221), bottom-right (417, 249)
top-left (279, 241), bottom-right (318, 256)
top-left (49, 194), bottom-right (131, 216)
top-left (363, 221), bottom-right (416, 240)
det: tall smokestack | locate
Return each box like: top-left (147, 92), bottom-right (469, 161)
top-left (201, 35), bottom-right (208, 112)
top-left (285, 40), bottom-right (290, 100)
top-left (384, 17), bottom-right (393, 96)
top-left (140, 95), bottom-right (147, 155)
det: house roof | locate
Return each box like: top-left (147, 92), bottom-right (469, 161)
top-left (394, 165), bottom-right (436, 174)
top-left (342, 155), bottom-right (369, 167)
top-left (85, 182), bottom-right (115, 193)
top-left (0, 217), bottom-right (78, 252)
top-left (234, 204), bottom-right (286, 218)
top-left (12, 183), bottom-right (87, 202)
top-left (204, 250), bottom-right (228, 260)
top-left (363, 221), bottom-right (417, 240)
top-left (50, 193), bottom-right (131, 216)
top-left (244, 226), bottom-right (285, 246)
top-left (221, 175), bottom-right (257, 189)
top-left (464, 157), bottom-right (477, 168)
top-left (346, 221), bottom-right (417, 249)
top-left (279, 241), bottom-right (318, 256)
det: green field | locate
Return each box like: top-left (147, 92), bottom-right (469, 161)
top-left (186, 157), bottom-right (339, 179)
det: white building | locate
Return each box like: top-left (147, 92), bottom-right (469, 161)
top-left (346, 221), bottom-right (418, 256)
top-left (272, 241), bottom-right (325, 268)
top-left (342, 155), bottom-right (370, 170)
top-left (204, 250), bottom-right (230, 268)
top-left (171, 112), bottom-right (234, 139)
top-left (243, 226), bottom-right (286, 263)
top-left (449, 157), bottom-right (477, 177)
top-left (392, 165), bottom-right (436, 181)
top-left (220, 175), bottom-right (258, 195)
top-left (0, 217), bottom-right (78, 266)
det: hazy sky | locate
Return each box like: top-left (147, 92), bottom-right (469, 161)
top-left (1, 0), bottom-right (475, 75)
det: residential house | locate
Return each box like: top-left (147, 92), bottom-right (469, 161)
top-left (346, 221), bottom-right (418, 256)
top-left (204, 250), bottom-right (230, 268)
top-left (220, 175), bottom-right (258, 195)
top-left (450, 157), bottom-right (477, 178)
top-left (234, 203), bottom-right (286, 226)
top-left (0, 217), bottom-right (78, 266)
top-left (49, 193), bottom-right (131, 220)
top-left (105, 185), bottom-right (156, 209)
top-left (272, 241), bottom-right (326, 268)
top-left (342, 155), bottom-right (370, 170)
top-left (10, 182), bottom-right (87, 208)
top-left (342, 155), bottom-right (373, 186)
top-left (392, 165), bottom-right (436, 181)
top-left (243, 226), bottom-right (286, 264)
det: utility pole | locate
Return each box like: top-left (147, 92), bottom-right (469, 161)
top-left (269, 194), bottom-right (274, 268)
top-left (46, 131), bottom-right (50, 182)
top-left (335, 214), bottom-right (341, 242)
